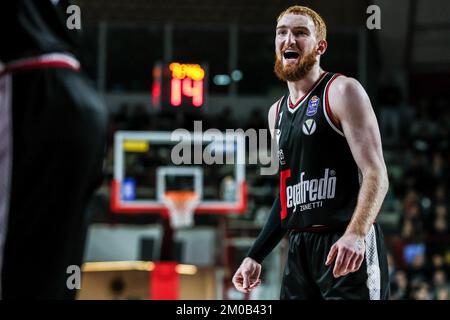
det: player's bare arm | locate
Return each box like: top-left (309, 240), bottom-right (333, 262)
top-left (325, 76), bottom-right (389, 278)
top-left (231, 101), bottom-right (279, 294)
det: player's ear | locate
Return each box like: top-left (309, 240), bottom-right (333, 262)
top-left (317, 39), bottom-right (327, 55)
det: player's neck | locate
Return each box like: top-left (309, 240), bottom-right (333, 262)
top-left (287, 65), bottom-right (324, 102)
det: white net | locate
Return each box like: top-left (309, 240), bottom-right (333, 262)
top-left (163, 192), bottom-right (199, 229)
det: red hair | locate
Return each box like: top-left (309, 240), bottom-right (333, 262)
top-left (277, 5), bottom-right (327, 41)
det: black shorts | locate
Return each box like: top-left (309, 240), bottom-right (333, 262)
top-left (280, 223), bottom-right (390, 300)
top-left (0, 65), bottom-right (107, 299)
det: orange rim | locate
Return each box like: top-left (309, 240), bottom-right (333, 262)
top-left (164, 191), bottom-right (199, 209)
top-left (164, 191), bottom-right (198, 201)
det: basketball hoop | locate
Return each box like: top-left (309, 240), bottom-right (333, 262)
top-left (163, 191), bottom-right (199, 229)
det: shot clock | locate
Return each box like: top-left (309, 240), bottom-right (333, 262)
top-left (152, 62), bottom-right (208, 111)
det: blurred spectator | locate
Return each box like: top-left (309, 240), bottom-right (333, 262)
top-left (411, 281), bottom-right (432, 300)
top-left (432, 269), bottom-right (450, 300)
top-left (400, 202), bottom-right (424, 243)
top-left (402, 188), bottom-right (420, 212)
top-left (390, 270), bottom-right (409, 300)
top-left (407, 251), bottom-right (428, 281)
top-left (410, 99), bottom-right (440, 143)
top-left (426, 204), bottom-right (449, 236)
top-left (434, 184), bottom-right (448, 204)
top-left (432, 269), bottom-right (448, 288)
top-left (431, 253), bottom-right (446, 270)
top-left (431, 152), bottom-right (447, 180)
top-left (436, 287), bottom-right (450, 300)
top-left (432, 209), bottom-right (449, 235)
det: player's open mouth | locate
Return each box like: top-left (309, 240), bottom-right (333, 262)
top-left (283, 50), bottom-right (300, 63)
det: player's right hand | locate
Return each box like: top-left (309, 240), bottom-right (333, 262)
top-left (232, 257), bottom-right (262, 293)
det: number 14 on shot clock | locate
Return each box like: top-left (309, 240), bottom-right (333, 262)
top-left (152, 61), bottom-right (208, 110)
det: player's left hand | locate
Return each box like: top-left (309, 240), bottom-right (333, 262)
top-left (325, 232), bottom-right (365, 278)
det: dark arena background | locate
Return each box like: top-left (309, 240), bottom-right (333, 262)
top-left (1, 0), bottom-right (449, 303)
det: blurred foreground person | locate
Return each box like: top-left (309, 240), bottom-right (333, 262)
top-left (0, 0), bottom-right (107, 299)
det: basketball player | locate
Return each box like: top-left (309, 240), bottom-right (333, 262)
top-left (232, 5), bottom-right (390, 300)
top-left (0, 1), bottom-right (107, 299)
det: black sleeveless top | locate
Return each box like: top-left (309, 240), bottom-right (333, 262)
top-left (275, 72), bottom-right (361, 229)
top-left (0, 1), bottom-right (79, 63)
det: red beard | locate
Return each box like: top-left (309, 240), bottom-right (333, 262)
top-left (274, 49), bottom-right (317, 81)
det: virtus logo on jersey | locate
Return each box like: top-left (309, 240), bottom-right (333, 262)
top-left (302, 119), bottom-right (317, 135)
top-left (284, 168), bottom-right (337, 212)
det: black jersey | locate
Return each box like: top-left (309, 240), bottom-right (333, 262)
top-left (0, 0), bottom-right (78, 63)
top-left (275, 72), bottom-right (361, 229)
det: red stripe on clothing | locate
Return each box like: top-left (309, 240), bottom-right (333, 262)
top-left (0, 54), bottom-right (80, 77)
top-left (280, 169), bottom-right (291, 220)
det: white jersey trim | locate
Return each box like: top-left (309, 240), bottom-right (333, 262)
top-left (365, 224), bottom-right (381, 300)
top-left (287, 72), bottom-right (329, 114)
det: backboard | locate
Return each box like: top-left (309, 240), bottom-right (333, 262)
top-left (111, 131), bottom-right (247, 214)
